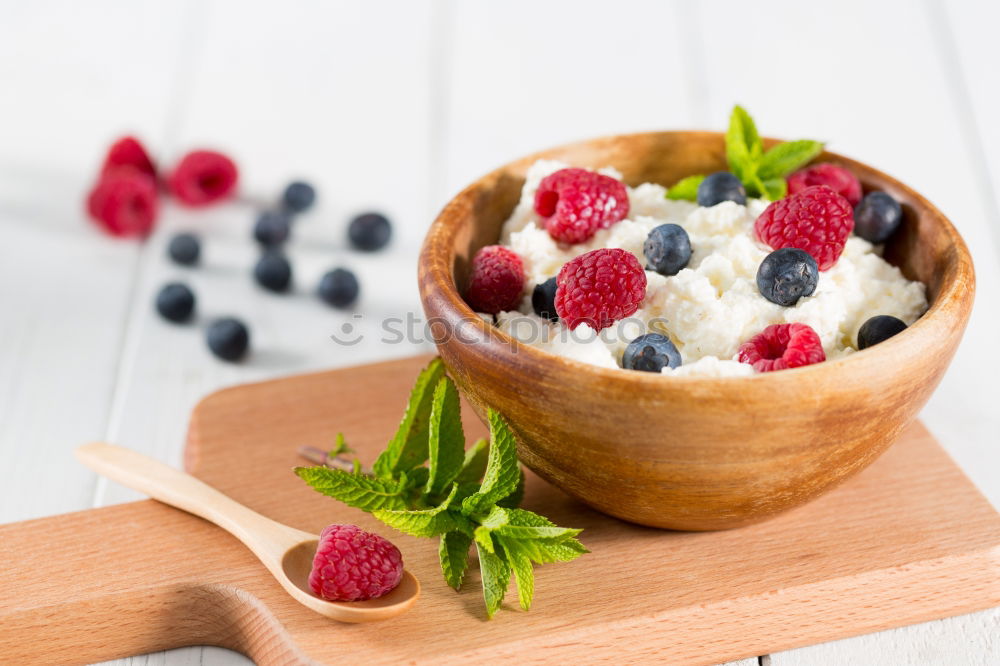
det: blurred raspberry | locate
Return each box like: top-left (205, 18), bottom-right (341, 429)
top-left (167, 150), bottom-right (238, 206)
top-left (101, 136), bottom-right (156, 179)
top-left (86, 168), bottom-right (158, 237)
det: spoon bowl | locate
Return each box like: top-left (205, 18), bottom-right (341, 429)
top-left (75, 442), bottom-right (419, 623)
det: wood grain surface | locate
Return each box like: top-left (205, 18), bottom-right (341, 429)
top-left (1, 355), bottom-right (997, 665)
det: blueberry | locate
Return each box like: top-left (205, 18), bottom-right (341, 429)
top-left (348, 212), bottom-right (392, 252)
top-left (643, 223), bottom-right (692, 276)
top-left (857, 315), bottom-right (907, 350)
top-left (254, 210), bottom-right (291, 246)
top-left (622, 333), bottom-right (682, 372)
top-left (854, 192), bottom-right (902, 243)
top-left (167, 233), bottom-right (200, 266)
top-left (283, 181), bottom-right (316, 213)
top-left (155, 282), bottom-right (195, 323)
top-left (318, 268), bottom-right (359, 308)
top-left (253, 251), bottom-right (292, 293)
top-left (756, 248), bottom-right (819, 307)
top-left (697, 171), bottom-right (746, 207)
top-left (532, 277), bottom-right (558, 322)
top-left (206, 317), bottom-right (250, 361)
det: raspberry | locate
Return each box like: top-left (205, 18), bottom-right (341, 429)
top-left (555, 248), bottom-right (646, 331)
top-left (309, 524), bottom-right (404, 602)
top-left (737, 323), bottom-right (826, 373)
top-left (534, 168), bottom-right (629, 244)
top-left (86, 168), bottom-right (159, 237)
top-left (787, 163), bottom-right (861, 207)
top-left (167, 150), bottom-right (238, 206)
top-left (101, 136), bottom-right (156, 179)
top-left (754, 185), bottom-right (853, 271)
top-left (464, 245), bottom-right (524, 314)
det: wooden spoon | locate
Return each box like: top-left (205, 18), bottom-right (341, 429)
top-left (75, 442), bottom-right (419, 623)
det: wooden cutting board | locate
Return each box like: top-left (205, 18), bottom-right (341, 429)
top-left (1, 355), bottom-right (998, 665)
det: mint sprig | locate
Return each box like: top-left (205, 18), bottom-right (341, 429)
top-left (294, 357), bottom-right (588, 618)
top-left (666, 105), bottom-right (823, 202)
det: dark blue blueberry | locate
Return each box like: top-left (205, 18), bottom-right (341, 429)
top-left (318, 268), bottom-right (359, 308)
top-left (254, 210), bottom-right (291, 246)
top-left (622, 333), bottom-right (682, 373)
top-left (756, 248), bottom-right (819, 307)
top-left (857, 315), bottom-right (907, 350)
top-left (283, 181), bottom-right (316, 213)
top-left (854, 191), bottom-right (902, 243)
top-left (697, 171), bottom-right (746, 207)
top-left (155, 282), bottom-right (195, 323)
top-left (348, 212), bottom-right (392, 252)
top-left (253, 251), bottom-right (292, 293)
top-left (167, 233), bottom-right (200, 266)
top-left (532, 277), bottom-right (559, 322)
top-left (643, 223), bottom-right (692, 276)
top-left (206, 317), bottom-right (250, 361)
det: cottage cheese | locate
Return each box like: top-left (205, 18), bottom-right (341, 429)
top-left (487, 160), bottom-right (928, 377)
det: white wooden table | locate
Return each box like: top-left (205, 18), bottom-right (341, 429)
top-left (1, 1), bottom-right (997, 664)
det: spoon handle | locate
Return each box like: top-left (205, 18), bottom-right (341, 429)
top-left (76, 442), bottom-right (308, 562)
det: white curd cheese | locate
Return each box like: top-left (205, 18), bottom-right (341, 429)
top-left (485, 160), bottom-right (928, 377)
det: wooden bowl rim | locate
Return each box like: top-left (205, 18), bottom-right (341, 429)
top-left (419, 130), bottom-right (975, 388)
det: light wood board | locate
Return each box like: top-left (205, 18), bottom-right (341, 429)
top-left (1, 355), bottom-right (998, 665)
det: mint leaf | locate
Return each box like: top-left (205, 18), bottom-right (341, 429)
top-left (495, 525), bottom-right (582, 540)
top-left (473, 525), bottom-right (496, 553)
top-left (425, 377), bottom-right (466, 495)
top-left (757, 139), bottom-right (824, 180)
top-left (461, 409), bottom-right (520, 516)
top-left (477, 504), bottom-right (512, 529)
top-left (503, 507), bottom-right (556, 527)
top-left (294, 466), bottom-right (408, 511)
top-left (761, 177), bottom-right (787, 201)
top-left (665, 174), bottom-right (705, 201)
top-left (374, 484), bottom-right (469, 537)
top-left (476, 540), bottom-right (510, 619)
top-left (454, 438), bottom-right (488, 485)
top-left (496, 466), bottom-right (525, 508)
top-left (439, 530), bottom-right (473, 590)
top-left (503, 541), bottom-right (535, 610)
top-left (328, 432), bottom-right (351, 457)
top-left (726, 105), bottom-right (761, 183)
top-left (372, 358), bottom-right (446, 478)
top-left (507, 536), bottom-right (589, 564)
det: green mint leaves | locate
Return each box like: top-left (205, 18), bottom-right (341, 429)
top-left (294, 357), bottom-right (587, 618)
top-left (666, 105), bottom-right (823, 202)
top-left (665, 174), bottom-right (705, 201)
top-left (294, 466), bottom-right (410, 511)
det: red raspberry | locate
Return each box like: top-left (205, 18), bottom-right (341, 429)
top-left (86, 168), bottom-right (159, 237)
top-left (555, 248), bottom-right (646, 331)
top-left (738, 323), bottom-right (826, 373)
top-left (101, 136), bottom-right (156, 179)
top-left (167, 150), bottom-right (239, 206)
top-left (464, 245), bottom-right (525, 314)
top-left (534, 168), bottom-right (629, 244)
top-left (309, 524), bottom-right (404, 602)
top-left (754, 185), bottom-right (854, 271)
top-left (788, 163), bottom-right (862, 207)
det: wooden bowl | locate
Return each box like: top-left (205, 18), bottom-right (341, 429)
top-left (418, 131), bottom-right (975, 530)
